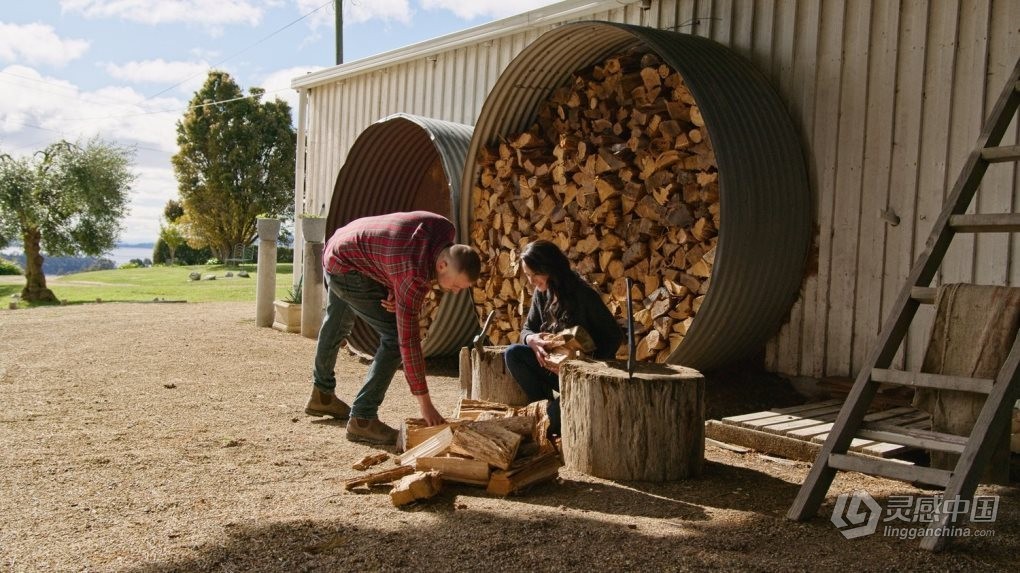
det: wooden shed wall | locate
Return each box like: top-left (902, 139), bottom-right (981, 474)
top-left (299, 0), bottom-right (1019, 380)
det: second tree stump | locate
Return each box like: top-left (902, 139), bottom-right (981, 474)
top-left (560, 359), bottom-right (704, 481)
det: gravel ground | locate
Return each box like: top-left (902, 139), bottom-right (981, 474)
top-left (0, 302), bottom-right (1015, 572)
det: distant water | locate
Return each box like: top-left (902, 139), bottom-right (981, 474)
top-left (102, 246), bottom-right (156, 266)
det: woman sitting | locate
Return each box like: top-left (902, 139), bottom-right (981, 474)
top-left (503, 240), bottom-right (623, 437)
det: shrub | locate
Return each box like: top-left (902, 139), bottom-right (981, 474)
top-left (0, 257), bottom-right (22, 275)
top-left (206, 258), bottom-right (222, 265)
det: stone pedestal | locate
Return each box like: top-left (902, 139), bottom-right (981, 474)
top-left (300, 240), bottom-right (325, 339)
top-left (255, 218), bottom-right (280, 328)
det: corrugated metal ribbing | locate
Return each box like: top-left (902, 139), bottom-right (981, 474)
top-left (327, 113), bottom-right (479, 358)
top-left (459, 21), bottom-right (811, 372)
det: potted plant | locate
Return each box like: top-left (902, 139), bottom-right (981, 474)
top-left (273, 277), bottom-right (302, 333)
top-left (299, 212), bottom-right (327, 243)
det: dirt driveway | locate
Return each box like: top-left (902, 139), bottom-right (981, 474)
top-left (0, 302), bottom-right (1015, 572)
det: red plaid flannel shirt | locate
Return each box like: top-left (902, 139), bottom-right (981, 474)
top-left (323, 211), bottom-right (454, 395)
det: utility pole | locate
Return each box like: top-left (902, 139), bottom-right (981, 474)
top-left (334, 0), bottom-right (343, 65)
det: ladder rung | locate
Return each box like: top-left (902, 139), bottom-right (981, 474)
top-left (872, 368), bottom-right (994, 393)
top-left (948, 213), bottom-right (1020, 232)
top-left (910, 286), bottom-right (936, 304)
top-left (828, 453), bottom-right (952, 487)
top-left (856, 422), bottom-right (967, 454)
top-left (981, 145), bottom-right (1020, 163)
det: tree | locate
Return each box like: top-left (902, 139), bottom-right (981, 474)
top-left (0, 139), bottom-right (134, 302)
top-left (171, 71), bottom-right (295, 262)
top-left (159, 222), bottom-right (186, 265)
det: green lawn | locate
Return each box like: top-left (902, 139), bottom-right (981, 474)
top-left (0, 264), bottom-right (296, 308)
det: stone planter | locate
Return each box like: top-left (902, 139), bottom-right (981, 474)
top-left (257, 217), bottom-right (281, 241)
top-left (272, 300), bottom-right (301, 333)
top-left (300, 216), bottom-right (327, 243)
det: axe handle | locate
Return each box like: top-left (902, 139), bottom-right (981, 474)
top-left (475, 310), bottom-right (496, 350)
top-left (626, 277), bottom-right (635, 378)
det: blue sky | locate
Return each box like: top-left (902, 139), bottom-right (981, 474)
top-left (0, 0), bottom-right (560, 246)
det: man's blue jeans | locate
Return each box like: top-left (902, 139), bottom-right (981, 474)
top-left (313, 271), bottom-right (402, 420)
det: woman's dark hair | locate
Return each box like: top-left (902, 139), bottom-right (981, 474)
top-left (520, 240), bottom-right (585, 331)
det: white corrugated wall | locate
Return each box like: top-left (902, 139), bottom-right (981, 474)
top-left (295, 0), bottom-right (1019, 381)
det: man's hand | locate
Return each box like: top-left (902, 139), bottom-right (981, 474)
top-left (526, 332), bottom-right (553, 369)
top-left (380, 291), bottom-right (396, 313)
top-left (415, 393), bottom-right (446, 426)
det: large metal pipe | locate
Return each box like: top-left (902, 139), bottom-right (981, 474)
top-left (458, 22), bottom-right (812, 372)
top-left (325, 113), bottom-right (478, 358)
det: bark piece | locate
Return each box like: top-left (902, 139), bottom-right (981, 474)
top-left (352, 452), bottom-right (389, 471)
top-left (344, 465), bottom-right (415, 490)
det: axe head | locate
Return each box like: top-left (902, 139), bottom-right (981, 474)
top-left (473, 310), bottom-right (496, 351)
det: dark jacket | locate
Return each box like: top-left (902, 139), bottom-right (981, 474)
top-left (520, 283), bottom-right (624, 360)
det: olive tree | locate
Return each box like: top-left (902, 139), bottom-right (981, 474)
top-left (0, 139), bottom-right (135, 302)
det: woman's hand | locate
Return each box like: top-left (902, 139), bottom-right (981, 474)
top-left (380, 291), bottom-right (396, 313)
top-left (526, 333), bottom-right (553, 369)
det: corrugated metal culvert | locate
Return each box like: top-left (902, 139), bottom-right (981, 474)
top-left (458, 22), bottom-right (811, 372)
top-left (327, 113), bottom-right (478, 358)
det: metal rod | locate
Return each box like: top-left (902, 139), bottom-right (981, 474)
top-left (626, 277), bottom-right (635, 378)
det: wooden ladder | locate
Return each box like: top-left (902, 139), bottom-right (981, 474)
top-left (787, 57), bottom-right (1020, 552)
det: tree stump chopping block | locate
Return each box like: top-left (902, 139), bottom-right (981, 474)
top-left (560, 360), bottom-right (704, 481)
top-left (471, 346), bottom-right (529, 407)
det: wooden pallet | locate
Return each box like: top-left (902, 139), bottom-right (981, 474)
top-left (706, 400), bottom-right (931, 462)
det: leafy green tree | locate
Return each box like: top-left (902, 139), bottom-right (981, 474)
top-left (171, 71), bottom-right (295, 262)
top-left (0, 139), bottom-right (134, 302)
top-left (159, 222), bottom-right (186, 265)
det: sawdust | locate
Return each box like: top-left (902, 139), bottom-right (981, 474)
top-left (0, 302), bottom-right (1015, 572)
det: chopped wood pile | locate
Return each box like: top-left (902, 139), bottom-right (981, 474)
top-left (344, 398), bottom-right (562, 505)
top-left (469, 47), bottom-right (720, 362)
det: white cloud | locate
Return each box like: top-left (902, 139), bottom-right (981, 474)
top-left (0, 65), bottom-right (183, 153)
top-left (121, 165), bottom-right (179, 243)
top-left (294, 0), bottom-right (411, 27)
top-left (60, 0), bottom-right (265, 27)
top-left (102, 59), bottom-right (211, 93)
top-left (0, 22), bottom-right (90, 67)
top-left (257, 65), bottom-right (324, 114)
top-left (420, 0), bottom-right (560, 20)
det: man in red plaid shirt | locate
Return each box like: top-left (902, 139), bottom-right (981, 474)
top-left (304, 211), bottom-right (481, 445)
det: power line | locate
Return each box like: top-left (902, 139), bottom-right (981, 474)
top-left (144, 0), bottom-right (332, 101)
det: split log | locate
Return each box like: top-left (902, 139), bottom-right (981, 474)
top-left (397, 426), bottom-right (454, 467)
top-left (398, 419), bottom-right (460, 453)
top-left (390, 470), bottom-right (442, 506)
top-left (344, 465), bottom-right (415, 490)
top-left (352, 452), bottom-right (389, 471)
top-left (486, 451), bottom-right (564, 496)
top-left (468, 415), bottom-right (536, 440)
top-left (449, 423), bottom-right (522, 470)
top-left (415, 456), bottom-right (491, 486)
top-left (453, 398), bottom-right (515, 420)
top-left (515, 400), bottom-right (553, 452)
top-left (560, 360), bottom-right (704, 480)
top-left (471, 346), bottom-right (530, 406)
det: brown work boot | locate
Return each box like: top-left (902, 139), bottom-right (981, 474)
top-left (305, 388), bottom-right (351, 420)
top-left (346, 417), bottom-right (398, 445)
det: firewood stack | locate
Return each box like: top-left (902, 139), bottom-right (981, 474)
top-left (469, 47), bottom-right (720, 362)
top-left (344, 398), bottom-right (562, 505)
